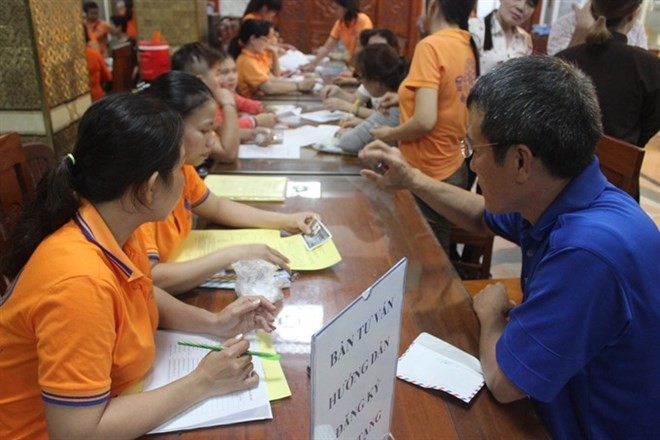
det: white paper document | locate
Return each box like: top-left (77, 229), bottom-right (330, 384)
top-left (145, 330), bottom-right (272, 433)
top-left (301, 109), bottom-right (349, 123)
top-left (278, 50), bottom-right (311, 72)
top-left (239, 143), bottom-right (301, 159)
top-left (397, 332), bottom-right (485, 403)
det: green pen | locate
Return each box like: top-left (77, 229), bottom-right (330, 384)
top-left (177, 341), bottom-right (282, 361)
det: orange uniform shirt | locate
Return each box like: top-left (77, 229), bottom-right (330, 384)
top-left (236, 48), bottom-right (271, 98)
top-left (135, 165), bottom-right (210, 262)
top-left (329, 12), bottom-right (373, 55)
top-left (86, 46), bottom-right (112, 101)
top-left (0, 202), bottom-right (158, 440)
top-left (398, 29), bottom-right (476, 181)
top-left (85, 19), bottom-right (113, 56)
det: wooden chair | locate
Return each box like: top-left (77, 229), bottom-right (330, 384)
top-left (0, 133), bottom-right (34, 239)
top-left (111, 42), bottom-right (135, 93)
top-left (595, 134), bottom-right (645, 197)
top-left (450, 227), bottom-right (494, 280)
top-left (22, 141), bottom-right (55, 189)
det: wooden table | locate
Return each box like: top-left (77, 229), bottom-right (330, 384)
top-left (146, 175), bottom-right (548, 439)
top-left (210, 146), bottom-right (363, 176)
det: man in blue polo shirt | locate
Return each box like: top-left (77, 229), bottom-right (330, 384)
top-left (358, 56), bottom-right (660, 438)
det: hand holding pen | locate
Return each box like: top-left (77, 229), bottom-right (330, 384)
top-left (190, 334), bottom-right (260, 399)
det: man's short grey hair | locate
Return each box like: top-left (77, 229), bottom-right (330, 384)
top-left (467, 56), bottom-right (602, 178)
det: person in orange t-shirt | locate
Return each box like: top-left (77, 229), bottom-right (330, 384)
top-left (370, 0), bottom-right (479, 252)
top-left (0, 93), bottom-right (278, 440)
top-left (83, 1), bottom-right (114, 56)
top-left (303, 0), bottom-right (373, 70)
top-left (84, 25), bottom-right (112, 101)
top-left (135, 72), bottom-right (318, 294)
top-left (231, 19), bottom-right (315, 98)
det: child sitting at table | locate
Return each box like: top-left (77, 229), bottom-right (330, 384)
top-left (321, 28), bottom-right (401, 122)
top-left (136, 71), bottom-right (318, 294)
top-left (336, 44), bottom-right (408, 154)
top-left (172, 42), bottom-right (277, 146)
top-left (230, 19), bottom-right (316, 98)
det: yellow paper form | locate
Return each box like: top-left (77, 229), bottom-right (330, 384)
top-left (205, 175), bottom-right (288, 202)
top-left (256, 332), bottom-right (292, 401)
top-left (172, 229), bottom-right (342, 271)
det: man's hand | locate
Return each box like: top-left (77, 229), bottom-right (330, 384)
top-left (358, 141), bottom-right (416, 189)
top-left (472, 282), bottom-right (516, 324)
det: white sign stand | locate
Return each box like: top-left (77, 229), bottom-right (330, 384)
top-left (310, 258), bottom-right (407, 440)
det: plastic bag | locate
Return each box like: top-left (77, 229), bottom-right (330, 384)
top-left (233, 259), bottom-right (287, 303)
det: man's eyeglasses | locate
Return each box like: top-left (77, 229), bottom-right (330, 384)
top-left (460, 138), bottom-right (498, 158)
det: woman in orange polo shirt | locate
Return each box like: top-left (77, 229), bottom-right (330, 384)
top-left (0, 93), bottom-right (277, 439)
top-left (370, 0), bottom-right (479, 252)
top-left (303, 0), bottom-right (374, 70)
top-left (231, 19), bottom-right (316, 98)
top-left (135, 71), bottom-right (319, 294)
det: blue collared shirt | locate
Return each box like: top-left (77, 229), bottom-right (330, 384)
top-left (484, 159), bottom-right (660, 439)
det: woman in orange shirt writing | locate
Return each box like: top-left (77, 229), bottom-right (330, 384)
top-left (303, 0), bottom-right (373, 70)
top-left (231, 19), bottom-right (316, 98)
top-left (0, 93), bottom-right (276, 439)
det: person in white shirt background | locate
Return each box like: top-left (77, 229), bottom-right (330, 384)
top-left (546, 0), bottom-right (647, 55)
top-left (469, 0), bottom-right (539, 75)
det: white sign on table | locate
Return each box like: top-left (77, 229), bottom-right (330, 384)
top-left (310, 258), bottom-right (407, 440)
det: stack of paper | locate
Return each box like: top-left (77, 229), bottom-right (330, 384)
top-left (397, 332), bottom-right (485, 403)
top-left (204, 175), bottom-right (287, 202)
top-left (145, 330), bottom-right (272, 434)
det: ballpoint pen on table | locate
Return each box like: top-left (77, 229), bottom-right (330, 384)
top-left (177, 341), bottom-right (282, 360)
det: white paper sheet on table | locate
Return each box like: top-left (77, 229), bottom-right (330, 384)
top-left (239, 142), bottom-right (301, 159)
top-left (397, 332), bottom-right (485, 403)
top-left (145, 330), bottom-right (272, 433)
top-left (281, 124), bottom-right (340, 150)
top-left (301, 109), bottom-right (349, 123)
top-left (278, 50), bottom-right (311, 72)
top-left (270, 104), bottom-right (302, 118)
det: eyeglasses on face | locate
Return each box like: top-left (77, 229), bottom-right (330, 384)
top-left (460, 138), bottom-right (498, 159)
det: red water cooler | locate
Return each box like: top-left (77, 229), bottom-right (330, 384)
top-left (138, 32), bottom-right (170, 81)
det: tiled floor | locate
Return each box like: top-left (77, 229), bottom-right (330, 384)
top-left (490, 134), bottom-right (660, 278)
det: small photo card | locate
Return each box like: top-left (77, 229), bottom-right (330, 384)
top-left (302, 218), bottom-right (332, 251)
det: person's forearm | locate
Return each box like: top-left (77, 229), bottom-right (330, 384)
top-left (150, 247), bottom-right (248, 295)
top-left (259, 80), bottom-right (299, 95)
top-left (386, 115), bottom-right (433, 142)
top-left (47, 371), bottom-right (210, 439)
top-left (214, 103), bottom-right (240, 163)
top-left (477, 313), bottom-right (513, 401)
top-left (407, 167), bottom-right (491, 235)
top-left (270, 50), bottom-right (282, 76)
